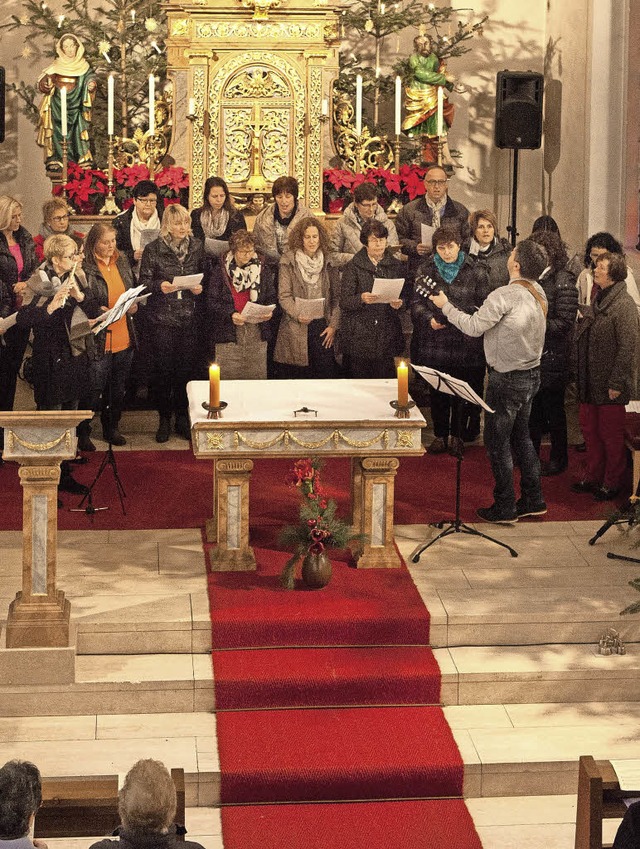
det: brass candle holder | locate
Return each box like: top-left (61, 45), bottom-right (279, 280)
top-left (202, 401), bottom-right (228, 420)
top-left (393, 133), bottom-right (401, 172)
top-left (61, 136), bottom-right (69, 200)
top-left (390, 400), bottom-right (416, 419)
top-left (100, 135), bottom-right (121, 216)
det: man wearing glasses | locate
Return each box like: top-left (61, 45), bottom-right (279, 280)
top-left (330, 181), bottom-right (399, 267)
top-left (113, 179), bottom-right (163, 272)
top-left (396, 165), bottom-right (469, 281)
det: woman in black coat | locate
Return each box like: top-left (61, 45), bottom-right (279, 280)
top-left (0, 196), bottom-right (38, 450)
top-left (139, 204), bottom-right (209, 443)
top-left (339, 219), bottom-right (408, 379)
top-left (464, 209), bottom-right (511, 292)
top-left (527, 230), bottom-right (578, 475)
top-left (411, 223), bottom-right (491, 455)
top-left (190, 176), bottom-right (246, 258)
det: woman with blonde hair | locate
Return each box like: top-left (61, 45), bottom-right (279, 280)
top-left (88, 759), bottom-right (205, 849)
top-left (139, 204), bottom-right (209, 442)
top-left (274, 216), bottom-right (340, 378)
top-left (0, 196), bottom-right (38, 456)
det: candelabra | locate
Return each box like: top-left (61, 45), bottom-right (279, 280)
top-left (393, 134), bottom-right (401, 173)
top-left (100, 135), bottom-right (121, 216)
top-left (61, 136), bottom-right (69, 201)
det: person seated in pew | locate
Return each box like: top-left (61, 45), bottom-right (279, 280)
top-left (0, 759), bottom-right (48, 849)
top-left (88, 759), bottom-right (205, 849)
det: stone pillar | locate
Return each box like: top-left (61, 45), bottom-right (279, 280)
top-left (353, 457), bottom-right (401, 569)
top-left (209, 458), bottom-right (256, 571)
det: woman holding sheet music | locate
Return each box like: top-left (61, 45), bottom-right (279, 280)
top-left (190, 176), bottom-right (247, 258)
top-left (139, 204), bottom-right (208, 444)
top-left (79, 222), bottom-right (138, 450)
top-left (207, 229), bottom-right (276, 380)
top-left (339, 219), bottom-right (408, 379)
top-left (274, 217), bottom-right (340, 379)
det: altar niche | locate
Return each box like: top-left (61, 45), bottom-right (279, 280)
top-left (164, 0), bottom-right (340, 210)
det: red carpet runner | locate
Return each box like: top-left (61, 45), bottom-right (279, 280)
top-left (206, 545), bottom-right (484, 848)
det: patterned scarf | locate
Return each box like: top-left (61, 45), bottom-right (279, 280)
top-left (162, 234), bottom-right (189, 264)
top-left (426, 195), bottom-right (447, 229)
top-left (200, 207), bottom-right (229, 239)
top-left (225, 252), bottom-right (261, 302)
top-left (130, 208), bottom-right (161, 252)
top-left (295, 250), bottom-right (324, 299)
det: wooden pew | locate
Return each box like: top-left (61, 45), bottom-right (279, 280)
top-left (35, 768), bottom-right (185, 840)
top-left (575, 756), bottom-right (630, 849)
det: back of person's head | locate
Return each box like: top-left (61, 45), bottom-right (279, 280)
top-left (118, 759), bottom-right (176, 834)
top-left (514, 239), bottom-right (548, 281)
top-left (353, 182), bottom-right (378, 204)
top-left (531, 215), bottom-right (560, 235)
top-left (529, 229), bottom-right (569, 273)
top-left (271, 176), bottom-right (299, 199)
top-left (132, 180), bottom-right (159, 200)
top-left (596, 251), bottom-right (627, 283)
top-left (0, 760), bottom-right (42, 840)
top-left (584, 231), bottom-right (623, 266)
top-left (360, 218), bottom-right (388, 245)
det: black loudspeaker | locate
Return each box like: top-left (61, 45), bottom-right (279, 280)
top-left (0, 67), bottom-right (5, 143)
top-left (495, 70), bottom-right (543, 150)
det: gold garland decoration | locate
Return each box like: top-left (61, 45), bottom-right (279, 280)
top-left (7, 430), bottom-right (71, 452)
top-left (231, 429), bottom-right (390, 451)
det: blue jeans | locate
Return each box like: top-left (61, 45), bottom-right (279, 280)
top-left (484, 367), bottom-right (543, 514)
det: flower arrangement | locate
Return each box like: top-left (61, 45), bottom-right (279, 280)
top-left (54, 163), bottom-right (189, 215)
top-left (323, 164), bottom-right (427, 213)
top-left (279, 458), bottom-right (358, 590)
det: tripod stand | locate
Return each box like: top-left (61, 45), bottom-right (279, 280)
top-left (73, 330), bottom-right (127, 516)
top-left (588, 477), bottom-right (640, 563)
top-left (410, 365), bottom-right (518, 562)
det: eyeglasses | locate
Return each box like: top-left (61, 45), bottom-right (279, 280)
top-left (425, 180), bottom-right (447, 186)
top-left (357, 201), bottom-right (378, 209)
top-left (61, 252), bottom-right (79, 260)
top-left (51, 214), bottom-right (69, 222)
top-left (136, 197), bottom-right (157, 205)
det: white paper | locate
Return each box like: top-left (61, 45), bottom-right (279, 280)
top-left (0, 312), bottom-right (18, 335)
top-left (412, 363), bottom-right (494, 414)
top-left (240, 302), bottom-right (275, 324)
top-left (610, 760), bottom-right (640, 792)
top-left (139, 228), bottom-right (160, 249)
top-left (172, 273), bottom-right (204, 291)
top-left (371, 278), bottom-right (404, 303)
top-left (295, 297), bottom-right (325, 321)
top-left (92, 284), bottom-right (147, 334)
top-left (421, 223), bottom-right (436, 247)
top-left (627, 401), bottom-right (640, 414)
top-left (204, 238), bottom-right (229, 257)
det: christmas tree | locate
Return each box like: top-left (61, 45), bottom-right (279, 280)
top-left (1, 0), bottom-right (167, 166)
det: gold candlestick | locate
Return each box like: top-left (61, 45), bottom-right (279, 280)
top-left (100, 135), bottom-right (120, 216)
top-left (61, 136), bottom-right (69, 200)
top-left (394, 134), bottom-right (401, 173)
top-left (437, 135), bottom-right (444, 168)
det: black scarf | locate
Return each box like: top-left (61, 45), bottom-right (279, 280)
top-left (274, 200), bottom-right (298, 227)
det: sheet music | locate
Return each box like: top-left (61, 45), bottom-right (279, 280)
top-left (92, 284), bottom-right (147, 334)
top-left (0, 312), bottom-right (18, 335)
top-left (371, 278), bottom-right (404, 303)
top-left (412, 363), bottom-right (494, 413)
top-left (172, 273), bottom-right (204, 291)
top-left (421, 223), bottom-right (436, 247)
top-left (139, 229), bottom-right (160, 249)
top-left (240, 302), bottom-right (275, 324)
top-left (295, 297), bottom-right (325, 320)
top-left (611, 760), bottom-right (640, 792)
top-left (204, 238), bottom-right (230, 257)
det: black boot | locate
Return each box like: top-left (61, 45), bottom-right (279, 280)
top-left (77, 420), bottom-right (96, 452)
top-left (102, 411), bottom-right (126, 446)
top-left (156, 415), bottom-right (171, 443)
top-left (175, 412), bottom-right (191, 441)
top-left (58, 461), bottom-right (89, 495)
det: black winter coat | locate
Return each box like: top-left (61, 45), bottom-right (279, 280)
top-left (339, 248), bottom-right (408, 361)
top-left (207, 255), bottom-right (276, 346)
top-left (0, 227), bottom-right (38, 307)
top-left (83, 252), bottom-right (138, 358)
top-left (410, 254), bottom-right (491, 370)
top-left (464, 237), bottom-right (512, 292)
top-left (113, 206), bottom-right (163, 267)
top-left (138, 236), bottom-right (209, 329)
top-left (395, 195), bottom-right (470, 280)
top-left (190, 207), bottom-right (246, 244)
top-left (537, 266), bottom-right (578, 388)
top-left (89, 826), bottom-right (205, 849)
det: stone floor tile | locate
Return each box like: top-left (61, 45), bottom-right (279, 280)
top-left (97, 712), bottom-right (215, 739)
top-left (475, 822), bottom-right (577, 848)
top-left (71, 594), bottom-right (193, 627)
top-left (505, 701), bottom-right (640, 728)
top-left (0, 715), bottom-right (96, 743)
top-left (76, 654), bottom-right (196, 683)
top-left (466, 793), bottom-right (576, 825)
top-left (463, 564), bottom-right (640, 588)
top-left (443, 704), bottom-right (513, 730)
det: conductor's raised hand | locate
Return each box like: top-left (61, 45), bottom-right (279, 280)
top-left (430, 290), bottom-right (448, 308)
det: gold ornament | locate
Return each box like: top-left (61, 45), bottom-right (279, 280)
top-left (19, 14), bottom-right (30, 24)
top-left (20, 46), bottom-right (33, 58)
top-left (145, 17), bottom-right (159, 32)
top-left (98, 39), bottom-right (111, 55)
top-left (364, 17), bottom-right (374, 31)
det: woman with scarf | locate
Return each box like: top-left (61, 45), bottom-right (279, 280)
top-left (464, 209), bottom-right (512, 292)
top-left (16, 233), bottom-right (92, 494)
top-left (191, 177), bottom-right (246, 259)
top-left (34, 198), bottom-right (85, 263)
top-left (207, 230), bottom-right (275, 380)
top-left (274, 217), bottom-right (340, 379)
top-left (0, 196), bottom-right (38, 455)
top-left (139, 204), bottom-right (208, 443)
top-left (411, 224), bottom-right (491, 455)
top-left (252, 176), bottom-right (312, 265)
top-left (36, 34), bottom-right (96, 171)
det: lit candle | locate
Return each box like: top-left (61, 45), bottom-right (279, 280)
top-left (209, 363), bottom-right (220, 408)
top-left (437, 86), bottom-right (444, 137)
top-left (355, 74), bottom-right (362, 136)
top-left (321, 98), bottom-right (329, 116)
top-left (188, 97), bottom-right (196, 116)
top-left (397, 360), bottom-right (409, 407)
top-left (107, 74), bottom-right (114, 136)
top-left (151, 40), bottom-right (161, 54)
top-left (131, 9), bottom-right (135, 21)
top-left (395, 75), bottom-right (402, 136)
top-left (148, 74), bottom-right (155, 134)
top-left (60, 86), bottom-right (67, 137)
top-left (380, 2), bottom-right (385, 11)
top-left (57, 14), bottom-right (64, 27)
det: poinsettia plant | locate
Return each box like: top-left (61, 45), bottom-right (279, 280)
top-left (279, 458), bottom-right (359, 590)
top-left (54, 163), bottom-right (190, 215)
top-left (323, 164), bottom-right (427, 213)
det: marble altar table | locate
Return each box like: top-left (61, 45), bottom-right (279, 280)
top-left (187, 379), bottom-right (426, 571)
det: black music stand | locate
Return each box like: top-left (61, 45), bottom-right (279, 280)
top-left (409, 365), bottom-right (518, 561)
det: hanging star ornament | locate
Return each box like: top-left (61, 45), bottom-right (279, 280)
top-left (144, 17), bottom-right (159, 32)
top-left (21, 45), bottom-right (33, 58)
top-left (364, 17), bottom-right (374, 31)
top-left (98, 39), bottom-right (111, 55)
top-left (19, 14), bottom-right (30, 25)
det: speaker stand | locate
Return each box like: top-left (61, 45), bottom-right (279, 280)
top-left (507, 148), bottom-right (519, 248)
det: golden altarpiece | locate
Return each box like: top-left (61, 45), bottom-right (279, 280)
top-left (164, 0), bottom-right (340, 211)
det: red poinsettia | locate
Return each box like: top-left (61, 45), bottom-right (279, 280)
top-left (155, 166), bottom-right (190, 191)
top-left (323, 164), bottom-right (428, 210)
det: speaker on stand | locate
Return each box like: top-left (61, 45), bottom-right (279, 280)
top-left (495, 70), bottom-right (544, 246)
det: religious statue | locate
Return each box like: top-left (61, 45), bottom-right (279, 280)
top-left (37, 34), bottom-right (97, 172)
top-left (402, 34), bottom-right (455, 166)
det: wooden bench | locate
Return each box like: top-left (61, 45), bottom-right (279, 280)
top-left (35, 768), bottom-right (185, 840)
top-left (575, 755), bottom-right (632, 849)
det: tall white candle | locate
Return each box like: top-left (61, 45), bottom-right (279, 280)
top-left (148, 74), bottom-right (155, 135)
top-left (321, 98), bottom-right (329, 116)
top-left (188, 97), bottom-right (196, 116)
top-left (107, 74), bottom-right (114, 136)
top-left (437, 86), bottom-right (444, 137)
top-left (355, 74), bottom-right (363, 136)
top-left (60, 86), bottom-right (67, 136)
top-left (395, 75), bottom-right (402, 136)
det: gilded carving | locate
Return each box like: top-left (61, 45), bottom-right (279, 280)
top-left (239, 0), bottom-right (282, 20)
top-left (190, 65), bottom-right (207, 208)
top-left (8, 431), bottom-right (71, 452)
top-left (261, 109), bottom-right (290, 182)
top-left (171, 19), bottom-right (189, 37)
top-left (230, 429), bottom-right (391, 451)
top-left (225, 68), bottom-right (289, 99)
top-left (395, 431), bottom-right (415, 449)
top-left (205, 433), bottom-right (225, 450)
top-left (197, 22), bottom-right (322, 41)
top-left (18, 466), bottom-right (60, 481)
top-left (308, 65), bottom-right (323, 210)
top-left (223, 108), bottom-right (253, 183)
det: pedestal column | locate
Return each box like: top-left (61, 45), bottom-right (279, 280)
top-left (353, 457), bottom-right (401, 569)
top-left (209, 458), bottom-right (256, 571)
